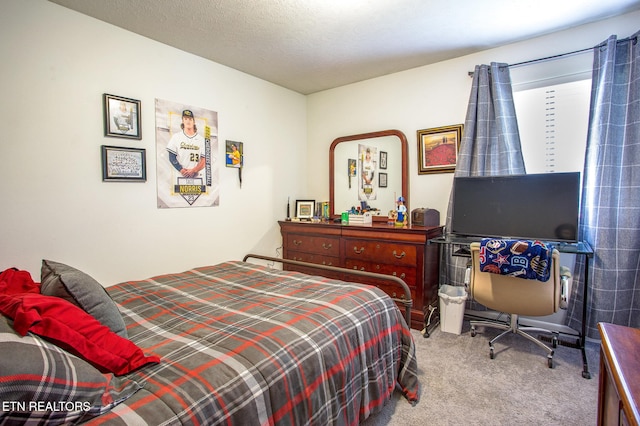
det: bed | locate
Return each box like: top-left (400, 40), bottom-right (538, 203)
top-left (0, 256), bottom-right (419, 425)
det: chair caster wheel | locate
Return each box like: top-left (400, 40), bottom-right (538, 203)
top-left (489, 346), bottom-right (495, 359)
top-left (552, 334), bottom-right (559, 348)
top-left (471, 327), bottom-right (477, 337)
top-left (548, 356), bottom-right (554, 368)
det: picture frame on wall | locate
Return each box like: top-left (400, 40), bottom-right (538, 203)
top-left (295, 200), bottom-right (315, 220)
top-left (417, 124), bottom-right (463, 174)
top-left (379, 151), bottom-right (387, 169)
top-left (103, 93), bottom-right (142, 140)
top-left (101, 145), bottom-right (146, 182)
top-left (379, 172), bottom-right (388, 188)
top-left (225, 140), bottom-right (243, 168)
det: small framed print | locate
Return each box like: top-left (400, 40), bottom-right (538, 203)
top-left (101, 145), bottom-right (146, 182)
top-left (379, 151), bottom-right (388, 169)
top-left (417, 124), bottom-right (463, 174)
top-left (295, 200), bottom-right (315, 220)
top-left (103, 93), bottom-right (141, 139)
top-left (225, 140), bottom-right (243, 168)
top-left (379, 172), bottom-right (388, 188)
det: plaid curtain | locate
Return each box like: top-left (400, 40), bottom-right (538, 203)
top-left (441, 63), bottom-right (525, 287)
top-left (566, 31), bottom-right (640, 339)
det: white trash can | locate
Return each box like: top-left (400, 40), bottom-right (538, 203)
top-left (438, 284), bottom-right (468, 335)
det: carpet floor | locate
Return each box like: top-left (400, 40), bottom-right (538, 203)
top-left (362, 319), bottom-right (600, 425)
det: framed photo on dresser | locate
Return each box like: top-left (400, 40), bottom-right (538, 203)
top-left (295, 200), bottom-right (315, 220)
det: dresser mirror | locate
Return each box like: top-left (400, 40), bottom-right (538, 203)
top-left (330, 129), bottom-right (409, 221)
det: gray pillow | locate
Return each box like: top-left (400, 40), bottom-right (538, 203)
top-left (40, 260), bottom-right (127, 338)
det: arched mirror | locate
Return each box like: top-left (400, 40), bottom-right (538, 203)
top-left (330, 129), bottom-right (409, 221)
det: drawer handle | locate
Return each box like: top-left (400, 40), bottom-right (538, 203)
top-left (353, 246), bottom-right (365, 254)
top-left (293, 240), bottom-right (302, 246)
top-left (322, 261), bottom-right (333, 266)
top-left (322, 243), bottom-right (333, 250)
top-left (393, 250), bottom-right (406, 259)
top-left (392, 272), bottom-right (406, 279)
top-left (352, 266), bottom-right (365, 271)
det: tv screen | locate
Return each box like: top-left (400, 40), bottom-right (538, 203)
top-left (451, 172), bottom-right (580, 243)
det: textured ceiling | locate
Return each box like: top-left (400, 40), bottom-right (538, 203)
top-left (49, 0), bottom-right (640, 94)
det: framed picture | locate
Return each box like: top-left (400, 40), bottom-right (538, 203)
top-left (379, 172), bottom-right (388, 188)
top-left (103, 93), bottom-right (141, 139)
top-left (225, 140), bottom-right (243, 168)
top-left (101, 145), bottom-right (146, 182)
top-left (295, 200), bottom-right (315, 220)
top-left (379, 151), bottom-right (388, 169)
top-left (417, 124), bottom-right (463, 174)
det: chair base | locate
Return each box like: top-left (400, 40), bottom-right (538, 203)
top-left (470, 314), bottom-right (558, 368)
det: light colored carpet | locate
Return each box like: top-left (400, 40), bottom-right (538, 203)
top-left (362, 320), bottom-right (600, 425)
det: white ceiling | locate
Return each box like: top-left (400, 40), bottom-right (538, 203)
top-left (49, 0), bottom-right (640, 95)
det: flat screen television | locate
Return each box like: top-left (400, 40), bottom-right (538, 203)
top-left (451, 172), bottom-right (580, 243)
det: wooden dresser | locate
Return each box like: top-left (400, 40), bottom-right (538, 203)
top-left (279, 220), bottom-right (443, 331)
top-left (598, 322), bottom-right (640, 426)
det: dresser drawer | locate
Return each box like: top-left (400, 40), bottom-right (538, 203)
top-left (286, 251), bottom-right (340, 267)
top-left (377, 282), bottom-right (416, 302)
top-left (346, 273), bottom-right (416, 302)
top-left (344, 259), bottom-right (417, 287)
top-left (286, 233), bottom-right (340, 256)
top-left (344, 239), bottom-right (417, 266)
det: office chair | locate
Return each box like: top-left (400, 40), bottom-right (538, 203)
top-left (468, 242), bottom-right (561, 368)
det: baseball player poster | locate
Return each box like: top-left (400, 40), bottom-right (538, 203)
top-left (155, 98), bottom-right (219, 208)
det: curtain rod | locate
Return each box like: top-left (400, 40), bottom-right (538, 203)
top-left (468, 34), bottom-right (638, 76)
top-left (508, 46), bottom-right (593, 69)
top-left (467, 46), bottom-right (592, 77)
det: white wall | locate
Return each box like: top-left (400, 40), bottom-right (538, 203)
top-left (0, 0), bottom-right (307, 285)
top-left (307, 10), bottom-right (640, 223)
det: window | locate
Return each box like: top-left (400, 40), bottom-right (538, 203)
top-left (513, 79), bottom-right (591, 174)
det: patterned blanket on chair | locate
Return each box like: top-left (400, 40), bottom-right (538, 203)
top-left (479, 238), bottom-right (554, 281)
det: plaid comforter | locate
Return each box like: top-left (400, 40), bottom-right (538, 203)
top-left (85, 261), bottom-right (419, 425)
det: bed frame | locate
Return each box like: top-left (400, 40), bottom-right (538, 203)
top-left (243, 254), bottom-right (413, 326)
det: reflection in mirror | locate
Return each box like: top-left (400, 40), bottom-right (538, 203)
top-left (330, 130), bottom-right (409, 220)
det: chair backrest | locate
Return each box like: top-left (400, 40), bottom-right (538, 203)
top-left (469, 242), bottom-right (561, 316)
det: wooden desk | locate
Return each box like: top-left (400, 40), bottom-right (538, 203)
top-left (598, 322), bottom-right (640, 426)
